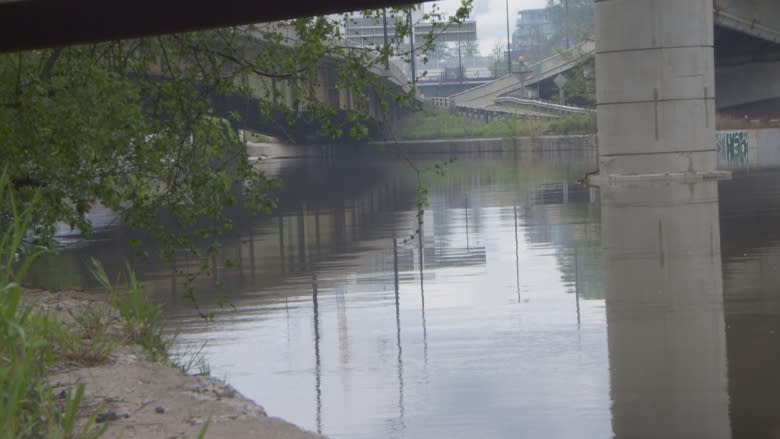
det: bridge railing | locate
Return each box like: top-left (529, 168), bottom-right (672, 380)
top-left (430, 96), bottom-right (452, 108)
top-left (494, 97), bottom-right (592, 115)
top-left (417, 70), bottom-right (497, 83)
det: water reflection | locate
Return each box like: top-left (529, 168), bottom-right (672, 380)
top-left (601, 181), bottom-right (731, 439)
top-left (720, 170), bottom-right (780, 438)
top-left (28, 135), bottom-right (780, 438)
top-left (27, 148), bottom-right (614, 438)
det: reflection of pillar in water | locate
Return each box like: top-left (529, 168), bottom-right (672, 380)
top-left (336, 284), bottom-right (350, 367)
top-left (315, 209), bottom-right (321, 259)
top-left (335, 201), bottom-right (346, 243)
top-left (297, 203), bottom-right (307, 272)
top-left (278, 216), bottom-right (286, 275)
top-left (170, 258), bottom-right (177, 301)
top-left (574, 247), bottom-right (580, 326)
top-left (352, 199), bottom-right (359, 241)
top-left (465, 196), bottom-right (470, 250)
top-left (418, 215), bottom-right (428, 366)
top-left (248, 225), bottom-right (256, 279)
top-left (602, 181), bottom-right (730, 439)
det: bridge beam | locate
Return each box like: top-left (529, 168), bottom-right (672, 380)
top-left (593, 0), bottom-right (724, 181)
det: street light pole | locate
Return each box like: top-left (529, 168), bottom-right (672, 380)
top-left (505, 0), bottom-right (511, 74)
top-left (408, 11), bottom-right (416, 87)
top-left (564, 0), bottom-right (570, 49)
top-left (382, 9), bottom-right (390, 70)
top-left (457, 22), bottom-right (463, 84)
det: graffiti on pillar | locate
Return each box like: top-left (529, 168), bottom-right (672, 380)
top-left (717, 131), bottom-right (749, 166)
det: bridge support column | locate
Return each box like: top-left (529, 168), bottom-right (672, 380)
top-left (593, 0), bottom-right (726, 182)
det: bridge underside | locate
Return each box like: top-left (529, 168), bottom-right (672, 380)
top-left (417, 81), bottom-right (491, 98)
top-left (715, 26), bottom-right (780, 110)
top-left (0, 0), bottom-right (426, 53)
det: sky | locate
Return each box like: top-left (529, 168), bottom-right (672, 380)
top-left (429, 0), bottom-right (548, 56)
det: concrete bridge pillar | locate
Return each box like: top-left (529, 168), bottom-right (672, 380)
top-left (594, 0), bottom-right (722, 180)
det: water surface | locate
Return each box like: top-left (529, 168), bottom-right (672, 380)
top-left (28, 136), bottom-right (780, 438)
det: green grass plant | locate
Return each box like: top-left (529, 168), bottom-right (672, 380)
top-left (90, 259), bottom-right (171, 364)
top-left (0, 171), bottom-right (107, 439)
top-left (0, 169), bottom-right (208, 437)
top-left (389, 106), bottom-right (597, 141)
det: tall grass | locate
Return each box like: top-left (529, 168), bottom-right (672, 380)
top-left (0, 172), bottom-right (105, 438)
top-left (0, 170), bottom-right (215, 437)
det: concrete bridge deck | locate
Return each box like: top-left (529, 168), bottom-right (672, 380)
top-left (427, 41), bottom-right (596, 121)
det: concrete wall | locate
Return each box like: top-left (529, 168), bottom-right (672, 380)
top-left (716, 61), bottom-right (780, 109)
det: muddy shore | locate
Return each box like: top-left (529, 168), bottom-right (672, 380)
top-left (29, 289), bottom-right (324, 439)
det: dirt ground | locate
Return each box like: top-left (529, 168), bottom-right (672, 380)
top-left (28, 290), bottom-right (325, 439)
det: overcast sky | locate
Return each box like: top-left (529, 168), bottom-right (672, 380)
top-left (430, 0), bottom-right (548, 55)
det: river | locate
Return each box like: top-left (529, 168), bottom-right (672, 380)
top-left (26, 133), bottom-right (780, 438)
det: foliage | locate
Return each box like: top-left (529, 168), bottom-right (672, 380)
top-left (546, 112), bottom-right (597, 135)
top-left (89, 259), bottom-right (171, 363)
top-left (0, 172), bottom-right (106, 439)
top-left (463, 41), bottom-right (480, 58)
top-left (489, 40), bottom-right (510, 77)
top-left (0, 169), bottom-right (219, 437)
top-left (429, 42), bottom-right (454, 63)
top-left (0, 2), bottom-right (473, 269)
top-left (545, 0), bottom-right (595, 52)
top-left (558, 54), bottom-right (595, 107)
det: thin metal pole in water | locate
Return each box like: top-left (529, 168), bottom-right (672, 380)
top-left (418, 216), bottom-right (428, 367)
top-left (278, 217), bottom-right (286, 274)
top-left (465, 196), bottom-right (470, 250)
top-left (393, 237), bottom-right (400, 294)
top-left (574, 248), bottom-right (581, 326)
top-left (393, 237), bottom-right (405, 424)
top-left (514, 205), bottom-right (521, 302)
top-left (312, 274), bottom-right (322, 434)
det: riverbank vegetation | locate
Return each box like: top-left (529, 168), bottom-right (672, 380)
top-left (0, 2), bottom-right (473, 264)
top-left (387, 105), bottom-right (596, 141)
top-left (0, 172), bottom-right (208, 438)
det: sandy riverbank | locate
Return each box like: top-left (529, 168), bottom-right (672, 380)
top-left (29, 289), bottom-right (324, 439)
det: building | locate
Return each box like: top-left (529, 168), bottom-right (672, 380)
top-left (512, 8), bottom-right (555, 63)
top-left (344, 14), bottom-right (406, 48)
